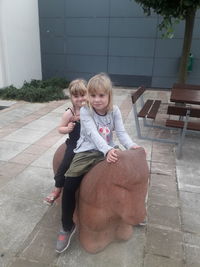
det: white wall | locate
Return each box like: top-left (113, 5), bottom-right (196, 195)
top-left (0, 0), bottom-right (42, 88)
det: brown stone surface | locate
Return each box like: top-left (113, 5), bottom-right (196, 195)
top-left (52, 142), bottom-right (66, 174)
top-left (74, 148), bottom-right (149, 253)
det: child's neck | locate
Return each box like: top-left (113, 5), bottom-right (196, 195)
top-left (93, 108), bottom-right (107, 116)
top-left (73, 106), bottom-right (80, 116)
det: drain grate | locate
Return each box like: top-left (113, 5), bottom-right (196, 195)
top-left (0, 106), bottom-right (8, 111)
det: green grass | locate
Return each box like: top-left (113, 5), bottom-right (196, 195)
top-left (0, 77), bottom-right (69, 102)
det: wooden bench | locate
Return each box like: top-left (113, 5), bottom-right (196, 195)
top-left (131, 86), bottom-right (162, 139)
top-left (165, 105), bottom-right (200, 157)
top-left (131, 87), bottom-right (200, 158)
top-left (166, 105), bottom-right (200, 131)
top-left (173, 83), bottom-right (200, 90)
top-left (132, 86), bottom-right (161, 120)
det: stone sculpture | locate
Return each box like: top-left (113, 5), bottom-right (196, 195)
top-left (53, 145), bottom-right (149, 253)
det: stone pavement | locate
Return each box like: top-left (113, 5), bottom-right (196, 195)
top-left (0, 88), bottom-right (200, 267)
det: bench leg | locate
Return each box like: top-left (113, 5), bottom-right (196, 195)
top-left (176, 113), bottom-right (189, 159)
top-left (133, 105), bottom-right (142, 138)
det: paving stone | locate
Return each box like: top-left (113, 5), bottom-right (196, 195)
top-left (179, 191), bottom-right (200, 233)
top-left (152, 142), bottom-right (175, 154)
top-left (19, 227), bottom-right (59, 265)
top-left (0, 166), bottom-right (53, 205)
top-left (0, 194), bottom-right (48, 255)
top-left (39, 204), bottom-right (61, 229)
top-left (144, 253), bottom-right (185, 267)
top-left (57, 228), bottom-right (145, 267)
top-left (24, 144), bottom-right (49, 155)
top-left (176, 162), bottom-right (200, 194)
top-left (148, 205), bottom-right (181, 230)
top-left (146, 226), bottom-right (183, 259)
top-left (9, 152), bottom-right (39, 165)
top-left (3, 128), bottom-right (48, 144)
top-left (148, 185), bottom-right (179, 207)
top-left (0, 162), bottom-right (27, 178)
top-left (150, 174), bottom-right (177, 192)
top-left (151, 150), bottom-right (175, 164)
top-left (9, 258), bottom-right (52, 267)
top-left (0, 140), bottom-right (30, 161)
top-left (0, 251), bottom-right (16, 267)
top-left (151, 162), bottom-right (176, 176)
top-left (184, 243), bottom-right (200, 267)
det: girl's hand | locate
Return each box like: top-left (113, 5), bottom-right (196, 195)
top-left (67, 122), bottom-right (76, 132)
top-left (106, 148), bottom-right (119, 163)
top-left (130, 145), bottom-right (142, 150)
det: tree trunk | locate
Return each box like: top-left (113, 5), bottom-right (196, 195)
top-left (178, 8), bottom-right (196, 83)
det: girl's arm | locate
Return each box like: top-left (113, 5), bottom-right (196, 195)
top-left (80, 107), bottom-right (113, 156)
top-left (58, 109), bottom-right (76, 134)
top-left (113, 106), bottom-right (140, 149)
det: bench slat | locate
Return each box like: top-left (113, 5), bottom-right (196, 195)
top-left (131, 86), bottom-right (146, 104)
top-left (173, 83), bottom-right (200, 90)
top-left (167, 105), bottom-right (200, 118)
top-left (147, 100), bottom-right (161, 119)
top-left (166, 119), bottom-right (200, 131)
top-left (138, 100), bottom-right (153, 118)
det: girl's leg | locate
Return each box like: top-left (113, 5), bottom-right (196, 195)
top-left (56, 175), bottom-right (84, 253)
top-left (54, 144), bottom-right (75, 188)
top-left (61, 175), bottom-right (84, 231)
top-left (44, 144), bottom-right (75, 205)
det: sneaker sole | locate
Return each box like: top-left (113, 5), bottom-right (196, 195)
top-left (56, 226), bottom-right (76, 254)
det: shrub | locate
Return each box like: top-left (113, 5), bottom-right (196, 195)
top-left (0, 77), bottom-right (69, 102)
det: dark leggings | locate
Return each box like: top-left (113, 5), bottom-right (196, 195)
top-left (62, 175), bottom-right (84, 231)
top-left (54, 143), bottom-right (75, 188)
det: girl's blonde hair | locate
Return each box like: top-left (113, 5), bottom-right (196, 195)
top-left (87, 73), bottom-right (113, 112)
top-left (68, 79), bottom-right (87, 97)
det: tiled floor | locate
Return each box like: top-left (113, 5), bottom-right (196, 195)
top-left (0, 88), bottom-right (200, 267)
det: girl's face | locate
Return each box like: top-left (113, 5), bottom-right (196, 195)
top-left (71, 94), bottom-right (87, 109)
top-left (89, 91), bottom-right (109, 115)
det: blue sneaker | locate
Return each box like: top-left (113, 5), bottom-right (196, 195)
top-left (56, 225), bottom-right (76, 253)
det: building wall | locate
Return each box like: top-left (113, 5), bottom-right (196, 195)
top-left (0, 0), bottom-right (42, 88)
top-left (38, 0), bottom-right (200, 88)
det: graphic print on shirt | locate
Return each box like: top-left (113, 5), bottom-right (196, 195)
top-left (96, 120), bottom-right (111, 143)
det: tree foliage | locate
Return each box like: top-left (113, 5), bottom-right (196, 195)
top-left (134, 0), bottom-right (200, 83)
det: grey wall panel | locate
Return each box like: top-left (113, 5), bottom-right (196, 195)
top-left (39, 0), bottom-right (65, 17)
top-left (108, 57), bottom-right (153, 75)
top-left (65, 0), bottom-right (109, 17)
top-left (110, 18), bottom-right (157, 37)
top-left (40, 37), bottom-right (65, 54)
top-left (66, 37), bottom-right (108, 55)
top-left (155, 39), bottom-right (183, 58)
top-left (38, 0), bottom-right (200, 88)
top-left (187, 76), bottom-right (200, 85)
top-left (152, 77), bottom-right (177, 89)
top-left (43, 54), bottom-right (66, 71)
top-left (109, 38), bottom-right (155, 57)
top-left (65, 18), bottom-right (109, 36)
top-left (110, 0), bottom-right (146, 17)
top-left (110, 74), bottom-right (152, 87)
top-left (191, 40), bottom-right (200, 58)
top-left (153, 58), bottom-right (179, 76)
top-left (196, 9), bottom-right (200, 17)
top-left (40, 18), bottom-right (65, 37)
top-left (66, 55), bottom-right (107, 73)
top-left (193, 18), bottom-right (200, 39)
top-left (42, 54), bottom-right (67, 79)
top-left (64, 72), bottom-right (94, 81)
